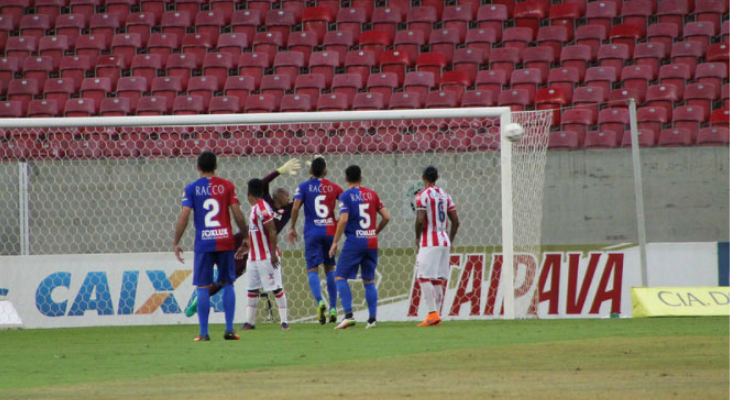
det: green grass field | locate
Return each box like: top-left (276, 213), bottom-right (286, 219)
top-left (0, 318), bottom-right (727, 400)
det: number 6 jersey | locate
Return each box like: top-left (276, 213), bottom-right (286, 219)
top-left (293, 178), bottom-right (343, 237)
top-left (182, 177), bottom-right (238, 253)
top-left (415, 185), bottom-right (455, 248)
top-left (338, 186), bottom-right (383, 250)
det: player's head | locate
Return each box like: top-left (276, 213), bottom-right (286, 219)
top-left (247, 178), bottom-right (265, 203)
top-left (422, 165), bottom-right (439, 184)
top-left (310, 157), bottom-right (327, 178)
top-left (345, 165), bottom-right (362, 184)
top-left (272, 188), bottom-right (290, 209)
top-left (197, 151), bottom-right (217, 174)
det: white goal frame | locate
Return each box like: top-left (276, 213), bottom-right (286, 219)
top-left (0, 106), bottom-right (524, 319)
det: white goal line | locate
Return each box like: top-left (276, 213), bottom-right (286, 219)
top-left (0, 107), bottom-right (513, 129)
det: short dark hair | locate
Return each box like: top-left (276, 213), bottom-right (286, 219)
top-left (423, 165), bottom-right (438, 183)
top-left (311, 157), bottom-right (326, 178)
top-left (198, 151), bottom-right (217, 173)
top-left (345, 165), bottom-right (361, 183)
top-left (248, 178), bottom-right (265, 198)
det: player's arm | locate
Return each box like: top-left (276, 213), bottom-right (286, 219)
top-left (376, 207), bottom-right (391, 235)
top-left (447, 209), bottom-right (460, 247)
top-left (230, 203), bottom-right (249, 259)
top-left (415, 209), bottom-right (427, 248)
top-left (172, 206), bottom-right (192, 263)
top-left (264, 158), bottom-right (301, 185)
top-left (328, 212), bottom-right (348, 258)
top-left (264, 219), bottom-right (279, 266)
top-left (287, 198), bottom-right (303, 244)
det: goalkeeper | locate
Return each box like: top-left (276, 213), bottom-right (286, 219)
top-left (185, 158), bottom-right (302, 317)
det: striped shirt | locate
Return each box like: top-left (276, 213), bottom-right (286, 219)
top-left (247, 199), bottom-right (279, 261)
top-left (415, 185), bottom-right (456, 248)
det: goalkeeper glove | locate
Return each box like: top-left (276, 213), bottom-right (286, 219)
top-left (305, 154), bottom-right (324, 168)
top-left (277, 158), bottom-right (302, 175)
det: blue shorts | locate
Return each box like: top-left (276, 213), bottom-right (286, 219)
top-left (335, 247), bottom-right (378, 281)
top-left (305, 234), bottom-right (336, 269)
top-left (193, 250), bottom-right (236, 287)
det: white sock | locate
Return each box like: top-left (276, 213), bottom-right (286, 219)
top-left (419, 279), bottom-right (437, 314)
top-left (433, 280), bottom-right (445, 313)
top-left (275, 291), bottom-right (288, 324)
top-left (247, 292), bottom-right (259, 325)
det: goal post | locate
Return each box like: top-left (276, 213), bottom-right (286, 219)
top-left (0, 107), bottom-right (551, 325)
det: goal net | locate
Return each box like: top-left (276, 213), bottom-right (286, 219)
top-left (0, 108), bottom-right (551, 326)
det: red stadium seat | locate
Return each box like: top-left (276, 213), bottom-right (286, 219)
top-left (598, 107), bottom-right (630, 138)
top-left (658, 63), bottom-right (691, 98)
top-left (322, 31), bottom-right (354, 67)
top-left (217, 33), bottom-right (249, 58)
top-left (697, 127), bottom-right (730, 146)
top-left (224, 76), bottom-right (256, 107)
top-left (549, 131), bottom-right (581, 150)
top-left (513, 1), bottom-right (547, 36)
top-left (536, 87), bottom-right (568, 125)
top-left (598, 44), bottom-right (630, 76)
top-left (621, 65), bottom-right (654, 102)
top-left (393, 30), bottom-right (426, 63)
top-left (173, 95), bottom-right (206, 115)
top-left (443, 5), bottom-right (473, 41)
top-left (126, 13), bottom-right (156, 47)
top-left (166, 53), bottom-right (197, 89)
top-left (367, 73), bottom-right (398, 108)
top-left (295, 74), bottom-right (327, 106)
top-left (547, 67), bottom-right (580, 103)
top-left (55, 14), bottom-right (85, 45)
top-left (498, 89), bottom-right (531, 111)
top-left (111, 34), bottom-right (142, 69)
top-left (253, 32), bottom-right (284, 61)
top-left (38, 36), bottom-right (70, 71)
top-left (585, 130), bottom-right (618, 148)
top-left (273, 51), bottom-right (306, 83)
top-left (238, 52), bottom-right (270, 89)
top-left (657, 0), bottom-right (688, 33)
top-left (209, 96), bottom-right (241, 114)
top-left (175, 0), bottom-right (204, 21)
top-left (586, 1), bottom-right (616, 34)
top-left (621, 128), bottom-right (657, 147)
top-left (336, 8), bottom-right (367, 42)
top-left (309, 51), bottom-right (339, 87)
top-left (280, 93), bottom-right (313, 113)
top-left (621, 0), bottom-right (652, 37)
top-left (646, 84), bottom-right (680, 119)
top-left (182, 34), bottom-right (213, 68)
top-left (439, 70), bottom-right (470, 99)
top-left (0, 15), bottom-right (16, 52)
top-left (231, 9), bottom-right (262, 40)
top-left (560, 45), bottom-right (592, 80)
top-left (575, 25), bottom-right (607, 59)
top-left (475, 69), bottom-right (509, 99)
top-left (404, 71), bottom-right (436, 98)
top-left (0, 0), bottom-right (29, 23)
top-left (537, 26), bottom-right (569, 59)
top-left (65, 98), bottom-right (96, 117)
top-left (345, 50), bottom-right (377, 83)
top-left (372, 7), bottom-right (403, 42)
top-left (148, 33), bottom-right (180, 63)
top-left (59, 56), bottom-right (90, 91)
top-left (609, 24), bottom-right (642, 56)
top-left (647, 23), bottom-right (679, 56)
top-left (161, 11), bottom-right (192, 40)
top-left (695, 0), bottom-right (727, 33)
top-left (8, 78), bottom-right (40, 114)
top-left (561, 108), bottom-right (594, 141)
top-left (6, 36), bottom-right (37, 60)
top-left (265, 10), bottom-right (297, 46)
top-left (117, 76), bottom-right (148, 111)
top-left (464, 29), bottom-right (497, 62)
top-left (0, 57), bottom-right (20, 85)
top-left (151, 76), bottom-right (183, 110)
top-left (80, 77), bottom-right (112, 112)
top-left (503, 27), bottom-right (533, 52)
top-left (27, 100), bottom-right (59, 118)
top-left (187, 76), bottom-right (218, 107)
top-left (202, 53), bottom-right (234, 91)
top-left (101, 98), bottom-right (132, 116)
top-left (0, 101), bottom-right (23, 119)
top-left (195, 11), bottom-right (226, 45)
top-left (260, 74), bottom-right (292, 106)
top-left (302, 6), bottom-right (335, 43)
top-left (281, 0), bottom-right (306, 22)
top-left (453, 48), bottom-right (486, 85)
top-left (359, 31), bottom-right (391, 63)
top-left (685, 22), bottom-right (715, 50)
top-left (658, 128), bottom-right (693, 147)
top-left (707, 43), bottom-right (730, 64)
top-left (429, 29), bottom-right (461, 64)
top-left (331, 73), bottom-right (363, 108)
top-left (549, 2), bottom-right (581, 40)
top-left (585, 66), bottom-right (617, 94)
top-left (633, 43), bottom-right (666, 79)
top-left (89, 13), bottom-right (121, 47)
top-left (353, 92), bottom-right (384, 111)
top-left (694, 63), bottom-right (727, 98)
top-left (43, 78), bottom-right (75, 113)
top-left (407, 6), bottom-right (438, 38)
top-left (288, 32), bottom-right (318, 64)
top-left (462, 90), bottom-right (495, 107)
top-left (317, 93), bottom-right (349, 112)
top-left (95, 55), bottom-right (125, 88)
top-left (684, 83), bottom-right (717, 119)
top-left (511, 68), bottom-right (543, 103)
top-left (137, 96), bottom-right (169, 115)
top-left (19, 14), bottom-right (52, 40)
top-left (710, 109), bottom-right (730, 127)
top-left (22, 57), bottom-right (53, 88)
top-left (107, 0), bottom-right (135, 24)
top-left (671, 42), bottom-right (704, 75)
top-left (425, 90), bottom-right (459, 109)
top-left (673, 105), bottom-right (706, 138)
top-left (477, 4), bottom-right (508, 42)
top-left (489, 47), bottom-right (521, 77)
top-left (247, 0), bottom-right (274, 15)
top-left (380, 50), bottom-right (413, 87)
top-left (636, 106), bottom-right (668, 137)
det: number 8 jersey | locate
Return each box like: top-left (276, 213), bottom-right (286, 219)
top-left (415, 185), bottom-right (455, 247)
top-left (339, 186), bottom-right (383, 250)
top-left (293, 178), bottom-right (343, 237)
top-left (182, 177), bottom-right (238, 253)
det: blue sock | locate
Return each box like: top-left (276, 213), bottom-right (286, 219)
top-left (326, 270), bottom-right (337, 310)
top-left (307, 271), bottom-right (323, 303)
top-left (364, 282), bottom-right (378, 320)
top-left (337, 279), bottom-right (352, 315)
top-left (223, 284), bottom-right (235, 332)
top-left (196, 287), bottom-right (210, 337)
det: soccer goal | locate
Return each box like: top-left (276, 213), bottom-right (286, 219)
top-left (0, 107), bottom-right (552, 327)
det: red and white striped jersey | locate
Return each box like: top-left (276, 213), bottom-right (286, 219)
top-left (248, 199), bottom-right (279, 261)
top-left (415, 185), bottom-right (456, 247)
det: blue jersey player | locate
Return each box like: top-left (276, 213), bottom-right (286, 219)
top-left (288, 157), bottom-right (343, 324)
top-left (328, 165), bottom-right (390, 330)
top-left (173, 152), bottom-right (248, 341)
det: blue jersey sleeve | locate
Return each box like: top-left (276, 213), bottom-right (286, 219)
top-left (338, 192), bottom-right (350, 215)
top-left (293, 182), bottom-right (304, 201)
top-left (181, 184), bottom-right (194, 208)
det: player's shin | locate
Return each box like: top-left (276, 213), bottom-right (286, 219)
top-left (326, 269), bottom-right (337, 311)
top-left (364, 282), bottom-right (377, 322)
top-left (307, 270), bottom-right (323, 303)
top-left (223, 284), bottom-right (235, 332)
top-left (247, 291), bottom-right (259, 326)
top-left (432, 279), bottom-right (446, 313)
top-left (336, 278), bottom-right (353, 318)
top-left (419, 278), bottom-right (438, 314)
top-left (197, 287), bottom-right (211, 336)
top-left (274, 290), bottom-right (288, 324)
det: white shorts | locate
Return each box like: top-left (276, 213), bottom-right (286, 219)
top-left (416, 246), bottom-right (451, 280)
top-left (246, 259), bottom-right (284, 292)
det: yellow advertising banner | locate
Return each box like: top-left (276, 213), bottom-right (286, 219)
top-left (632, 287), bottom-right (730, 318)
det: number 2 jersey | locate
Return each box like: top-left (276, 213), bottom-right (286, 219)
top-left (415, 185), bottom-right (455, 248)
top-left (338, 186), bottom-right (383, 250)
top-left (293, 178), bottom-right (343, 237)
top-left (182, 177), bottom-right (238, 253)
